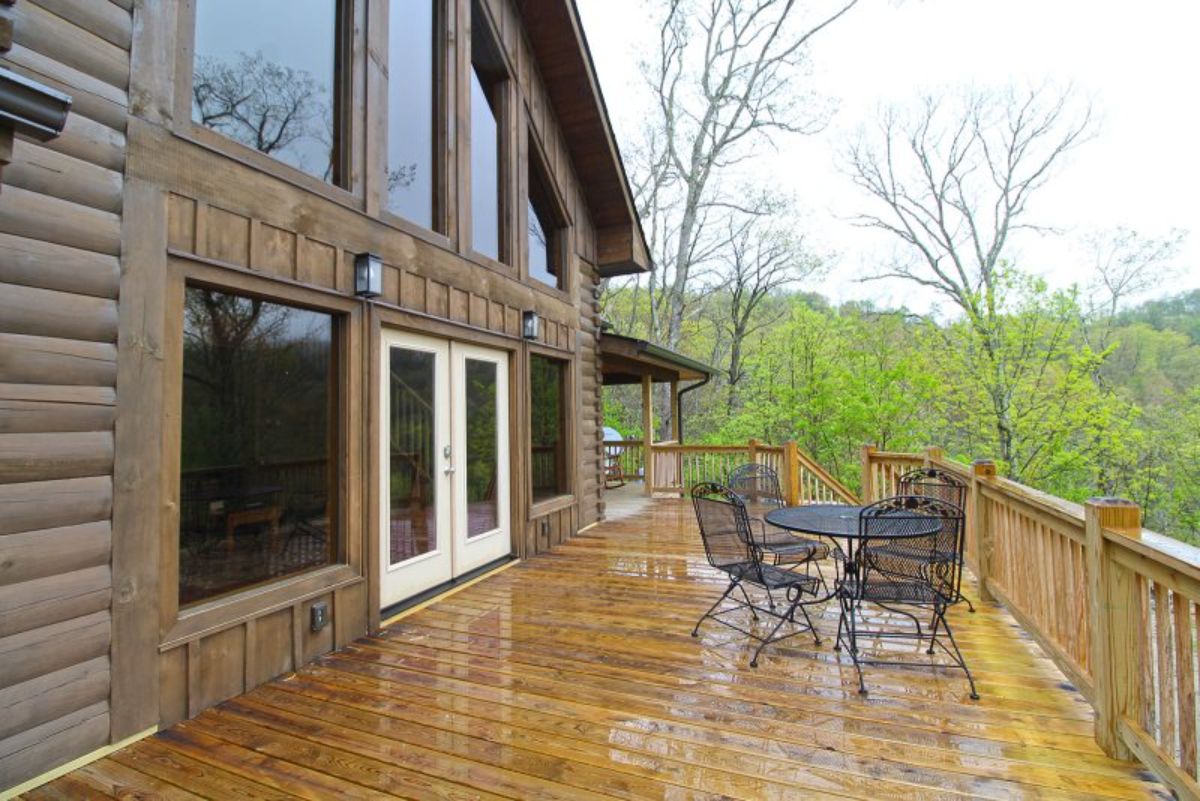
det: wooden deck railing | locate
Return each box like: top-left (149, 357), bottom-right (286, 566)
top-left (602, 440), bottom-right (645, 481)
top-left (644, 438), bottom-right (858, 506)
top-left (863, 445), bottom-right (1200, 800)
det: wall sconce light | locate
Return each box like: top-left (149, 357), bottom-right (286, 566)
top-left (522, 310), bottom-right (540, 340)
top-left (354, 252), bottom-right (382, 298)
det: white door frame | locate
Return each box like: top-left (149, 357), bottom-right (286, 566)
top-left (379, 330), bottom-right (453, 607)
top-left (450, 343), bottom-right (511, 575)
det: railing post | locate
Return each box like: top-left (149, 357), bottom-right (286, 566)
top-left (783, 441), bottom-right (800, 506)
top-left (860, 445), bottom-right (876, 503)
top-left (748, 437), bottom-right (759, 466)
top-left (925, 445), bottom-right (945, 467)
top-left (970, 460), bottom-right (996, 604)
top-left (642, 376), bottom-right (654, 496)
top-left (1086, 497), bottom-right (1144, 760)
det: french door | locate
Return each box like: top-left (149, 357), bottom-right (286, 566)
top-left (379, 331), bottom-right (510, 608)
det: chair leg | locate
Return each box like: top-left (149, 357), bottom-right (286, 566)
top-left (750, 603), bottom-right (796, 668)
top-left (844, 595), bottom-right (867, 695)
top-left (796, 601), bottom-right (822, 646)
top-left (693, 579), bottom-right (739, 637)
top-left (736, 583), bottom-right (759, 620)
top-left (934, 603), bottom-right (979, 700)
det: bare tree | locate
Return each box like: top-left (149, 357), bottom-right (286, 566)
top-left (610, 0), bottom-right (861, 351)
top-left (715, 209), bottom-right (824, 413)
top-left (1084, 226), bottom-right (1186, 326)
top-left (845, 84), bottom-right (1095, 474)
top-left (193, 51), bottom-right (331, 176)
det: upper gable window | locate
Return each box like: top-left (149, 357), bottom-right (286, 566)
top-left (191, 1), bottom-right (345, 185)
top-left (386, 0), bottom-right (441, 230)
top-left (470, 0), bottom-right (509, 263)
top-left (527, 142), bottom-right (566, 290)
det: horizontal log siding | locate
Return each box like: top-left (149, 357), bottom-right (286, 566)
top-left (0, 0), bottom-right (130, 790)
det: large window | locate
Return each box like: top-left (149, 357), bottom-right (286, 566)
top-left (470, 1), bottom-right (508, 262)
top-left (530, 355), bottom-right (568, 502)
top-left (179, 287), bottom-right (338, 605)
top-left (191, 0), bottom-right (344, 184)
top-left (527, 143), bottom-right (565, 289)
top-left (386, 0), bottom-right (440, 229)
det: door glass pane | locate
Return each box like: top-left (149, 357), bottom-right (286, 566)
top-left (465, 359), bottom-right (499, 537)
top-left (470, 67), bottom-right (500, 260)
top-left (180, 287), bottom-right (336, 606)
top-left (389, 347), bottom-right (437, 564)
top-left (192, 0), bottom-right (339, 182)
top-left (386, 0), bottom-right (436, 227)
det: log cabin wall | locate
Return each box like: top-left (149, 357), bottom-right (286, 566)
top-left (0, 0), bottom-right (624, 789)
top-left (0, 0), bottom-right (130, 789)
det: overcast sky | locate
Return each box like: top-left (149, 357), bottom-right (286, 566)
top-left (577, 0), bottom-right (1200, 314)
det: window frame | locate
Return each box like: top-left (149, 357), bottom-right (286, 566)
top-left (524, 123), bottom-right (572, 296)
top-left (527, 348), bottom-right (575, 512)
top-left (465, 0), bottom-right (514, 270)
top-left (174, 0), bottom-right (359, 205)
top-left (160, 256), bottom-right (363, 646)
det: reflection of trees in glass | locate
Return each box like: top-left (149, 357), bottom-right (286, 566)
top-left (465, 361), bottom-right (497, 505)
top-left (192, 51), bottom-right (332, 179)
top-left (182, 288), bottom-right (331, 471)
top-left (530, 356), bottom-right (565, 497)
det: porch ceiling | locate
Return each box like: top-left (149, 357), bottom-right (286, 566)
top-left (35, 496), bottom-right (1168, 800)
top-left (600, 332), bottom-right (714, 385)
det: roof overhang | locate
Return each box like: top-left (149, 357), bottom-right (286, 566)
top-left (599, 332), bottom-right (714, 385)
top-left (515, 0), bottom-right (650, 277)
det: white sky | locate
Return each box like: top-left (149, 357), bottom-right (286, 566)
top-left (577, 0), bottom-right (1200, 314)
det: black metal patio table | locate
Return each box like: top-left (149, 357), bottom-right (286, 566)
top-left (764, 503), bottom-right (941, 582)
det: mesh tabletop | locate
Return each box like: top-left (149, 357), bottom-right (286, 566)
top-left (764, 504), bottom-right (941, 540)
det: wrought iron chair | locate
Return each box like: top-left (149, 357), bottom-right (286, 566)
top-left (896, 467), bottom-right (974, 612)
top-left (835, 495), bottom-right (978, 699)
top-left (726, 463), bottom-right (831, 572)
top-left (690, 482), bottom-right (823, 667)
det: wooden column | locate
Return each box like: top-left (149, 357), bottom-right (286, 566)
top-left (783, 441), bottom-right (801, 506)
top-left (669, 379), bottom-right (680, 442)
top-left (641, 375), bottom-right (653, 496)
top-left (971, 460), bottom-right (997, 604)
top-left (860, 445), bottom-right (877, 503)
top-left (748, 438), bottom-right (759, 465)
top-left (1087, 497), bottom-right (1144, 760)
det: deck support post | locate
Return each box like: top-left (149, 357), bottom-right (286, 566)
top-left (1086, 497), bottom-right (1144, 760)
top-left (860, 445), bottom-right (877, 503)
top-left (924, 445), bottom-right (945, 467)
top-left (642, 375), bottom-right (653, 495)
top-left (670, 380), bottom-right (680, 442)
top-left (783, 441), bottom-right (801, 506)
top-left (970, 460), bottom-right (997, 604)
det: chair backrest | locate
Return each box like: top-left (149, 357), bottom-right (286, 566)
top-left (898, 467), bottom-right (967, 511)
top-left (726, 463), bottom-right (785, 512)
top-left (857, 495), bottom-right (965, 599)
top-left (691, 482), bottom-right (754, 571)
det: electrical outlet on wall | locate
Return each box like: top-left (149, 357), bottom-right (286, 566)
top-left (310, 601), bottom-right (329, 633)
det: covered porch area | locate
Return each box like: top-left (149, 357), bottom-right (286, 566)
top-left (599, 331), bottom-right (713, 494)
top-left (26, 494), bottom-right (1167, 799)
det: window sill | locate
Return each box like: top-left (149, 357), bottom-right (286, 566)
top-left (162, 563), bottom-right (362, 650)
top-left (530, 494), bottom-right (575, 518)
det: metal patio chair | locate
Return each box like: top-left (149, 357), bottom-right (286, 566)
top-left (726, 463), bottom-right (831, 574)
top-left (835, 495), bottom-right (979, 699)
top-left (896, 467), bottom-right (974, 612)
top-left (690, 482), bottom-right (823, 667)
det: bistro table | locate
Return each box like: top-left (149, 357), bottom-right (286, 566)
top-left (763, 503), bottom-right (942, 583)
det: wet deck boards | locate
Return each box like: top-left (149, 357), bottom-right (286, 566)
top-left (27, 497), bottom-right (1169, 799)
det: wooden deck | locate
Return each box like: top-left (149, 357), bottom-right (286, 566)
top-left (26, 498), bottom-right (1170, 800)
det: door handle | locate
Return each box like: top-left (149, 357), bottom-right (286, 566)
top-left (444, 466), bottom-right (456, 475)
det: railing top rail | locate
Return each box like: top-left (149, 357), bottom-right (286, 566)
top-left (603, 439), bottom-right (645, 446)
top-left (649, 443), bottom-right (752, 453)
top-left (868, 450), bottom-right (925, 462)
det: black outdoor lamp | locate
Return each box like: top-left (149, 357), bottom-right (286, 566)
top-left (354, 252), bottom-right (382, 298)
top-left (522, 310), bottom-right (540, 340)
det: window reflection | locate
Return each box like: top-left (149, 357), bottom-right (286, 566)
top-left (465, 359), bottom-right (499, 537)
top-left (471, 67), bottom-right (501, 260)
top-left (530, 355), bottom-right (568, 501)
top-left (387, 1), bottom-right (437, 227)
top-left (179, 287), bottom-right (336, 606)
top-left (528, 155), bottom-right (562, 288)
top-left (388, 348), bottom-right (438, 563)
top-left (192, 0), bottom-right (340, 183)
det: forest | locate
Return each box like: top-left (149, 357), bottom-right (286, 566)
top-left (595, 0), bottom-right (1197, 542)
